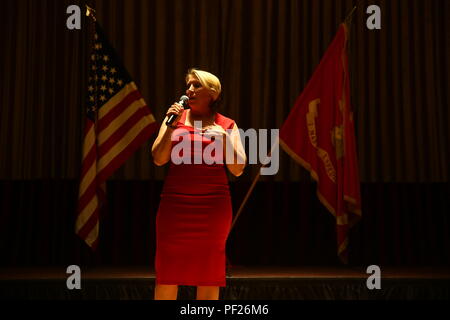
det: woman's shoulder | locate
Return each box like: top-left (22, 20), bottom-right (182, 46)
top-left (215, 112), bottom-right (235, 130)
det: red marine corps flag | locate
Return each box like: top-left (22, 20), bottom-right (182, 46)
top-left (76, 21), bottom-right (158, 249)
top-left (279, 24), bottom-right (361, 263)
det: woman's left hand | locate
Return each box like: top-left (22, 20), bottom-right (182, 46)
top-left (203, 123), bottom-right (228, 137)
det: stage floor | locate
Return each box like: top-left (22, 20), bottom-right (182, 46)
top-left (1, 266), bottom-right (450, 280)
top-left (1, 266), bottom-right (449, 300)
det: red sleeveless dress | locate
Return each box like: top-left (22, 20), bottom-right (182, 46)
top-left (155, 111), bottom-right (235, 287)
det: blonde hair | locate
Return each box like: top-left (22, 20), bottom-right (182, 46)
top-left (186, 68), bottom-right (222, 101)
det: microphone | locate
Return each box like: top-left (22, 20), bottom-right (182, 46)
top-left (166, 95), bottom-right (190, 126)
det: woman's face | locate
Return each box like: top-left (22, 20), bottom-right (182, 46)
top-left (185, 74), bottom-right (213, 110)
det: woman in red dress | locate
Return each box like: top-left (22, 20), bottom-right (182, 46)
top-left (151, 69), bottom-right (246, 300)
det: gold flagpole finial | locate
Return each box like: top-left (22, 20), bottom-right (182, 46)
top-left (86, 4), bottom-right (97, 21)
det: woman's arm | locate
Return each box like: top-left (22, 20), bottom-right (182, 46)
top-left (151, 103), bottom-right (184, 166)
top-left (224, 123), bottom-right (247, 177)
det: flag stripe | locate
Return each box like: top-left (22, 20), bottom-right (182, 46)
top-left (98, 82), bottom-right (139, 120)
top-left (97, 120), bottom-right (157, 182)
top-left (82, 121), bottom-right (96, 161)
top-left (78, 213), bottom-right (97, 239)
top-left (78, 156), bottom-right (97, 201)
top-left (76, 195), bottom-right (98, 232)
top-left (98, 90), bottom-right (145, 130)
top-left (78, 214), bottom-right (99, 246)
top-left (85, 222), bottom-right (99, 248)
top-left (98, 94), bottom-right (141, 134)
top-left (98, 100), bottom-right (150, 154)
top-left (98, 116), bottom-right (156, 170)
top-left (98, 94), bottom-right (146, 138)
top-left (80, 138), bottom-right (97, 179)
top-left (78, 175), bottom-right (98, 214)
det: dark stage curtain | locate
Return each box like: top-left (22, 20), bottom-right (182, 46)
top-left (0, 0), bottom-right (449, 267)
top-left (0, 0), bottom-right (449, 182)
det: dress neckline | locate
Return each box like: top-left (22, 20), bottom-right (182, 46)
top-left (179, 110), bottom-right (218, 129)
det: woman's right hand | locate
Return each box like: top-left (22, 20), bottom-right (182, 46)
top-left (152, 102), bottom-right (184, 166)
top-left (166, 102), bottom-right (184, 126)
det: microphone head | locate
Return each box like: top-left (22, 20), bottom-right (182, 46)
top-left (179, 95), bottom-right (190, 108)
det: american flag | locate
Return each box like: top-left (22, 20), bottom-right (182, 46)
top-left (76, 22), bottom-right (158, 249)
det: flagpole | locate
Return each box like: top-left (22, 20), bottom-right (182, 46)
top-left (229, 167), bottom-right (261, 231)
top-left (85, 4), bottom-right (98, 133)
top-left (229, 140), bottom-right (279, 232)
top-left (344, 6), bottom-right (356, 26)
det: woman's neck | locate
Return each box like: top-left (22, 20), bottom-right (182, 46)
top-left (189, 103), bottom-right (213, 116)
top-left (187, 109), bottom-right (216, 127)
